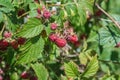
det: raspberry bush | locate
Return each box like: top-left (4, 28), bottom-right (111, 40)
top-left (0, 0), bottom-right (120, 80)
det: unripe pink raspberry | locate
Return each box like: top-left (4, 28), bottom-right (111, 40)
top-left (0, 75), bottom-right (3, 80)
top-left (0, 68), bottom-right (3, 74)
top-left (43, 10), bottom-right (51, 19)
top-left (49, 33), bottom-right (58, 42)
top-left (3, 31), bottom-right (12, 38)
top-left (55, 38), bottom-right (67, 48)
top-left (50, 23), bottom-right (58, 30)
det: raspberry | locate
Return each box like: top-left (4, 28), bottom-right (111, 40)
top-left (49, 33), bottom-right (58, 42)
top-left (55, 38), bottom-right (67, 48)
top-left (17, 37), bottom-right (26, 45)
top-left (17, 9), bottom-right (25, 17)
top-left (67, 35), bottom-right (78, 44)
top-left (3, 31), bottom-right (12, 38)
top-left (37, 8), bottom-right (41, 14)
top-left (11, 40), bottom-right (18, 49)
top-left (0, 40), bottom-right (9, 51)
top-left (50, 23), bottom-right (58, 30)
top-left (95, 10), bottom-right (102, 16)
top-left (43, 10), bottom-right (51, 19)
top-left (21, 71), bottom-right (30, 79)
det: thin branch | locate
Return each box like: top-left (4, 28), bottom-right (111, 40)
top-left (95, 3), bottom-right (120, 29)
top-left (18, 11), bottom-right (29, 19)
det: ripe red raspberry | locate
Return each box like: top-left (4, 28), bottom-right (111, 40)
top-left (17, 9), bottom-right (25, 17)
top-left (0, 40), bottom-right (9, 51)
top-left (67, 35), bottom-right (78, 44)
top-left (49, 33), bottom-right (58, 42)
top-left (17, 37), bottom-right (26, 45)
top-left (95, 10), bottom-right (102, 16)
top-left (37, 8), bottom-right (41, 14)
top-left (43, 10), bottom-right (51, 19)
top-left (21, 71), bottom-right (30, 79)
top-left (55, 38), bottom-right (67, 48)
top-left (11, 40), bottom-right (18, 49)
top-left (30, 76), bottom-right (38, 80)
top-left (50, 23), bottom-right (58, 30)
top-left (3, 31), bottom-right (12, 38)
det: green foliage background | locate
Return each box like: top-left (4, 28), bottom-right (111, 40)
top-left (0, 0), bottom-right (120, 80)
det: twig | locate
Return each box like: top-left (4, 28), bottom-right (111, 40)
top-left (63, 54), bottom-right (79, 58)
top-left (95, 3), bottom-right (120, 29)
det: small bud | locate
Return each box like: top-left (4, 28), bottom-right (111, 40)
top-left (50, 23), bottom-right (58, 30)
top-left (3, 31), bottom-right (12, 38)
top-left (43, 10), bottom-right (51, 19)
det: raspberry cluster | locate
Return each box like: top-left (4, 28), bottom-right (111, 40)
top-left (0, 31), bottom-right (26, 51)
top-left (49, 21), bottom-right (79, 48)
top-left (36, 6), bottom-right (51, 19)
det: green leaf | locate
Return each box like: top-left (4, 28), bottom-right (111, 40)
top-left (10, 72), bottom-right (19, 80)
top-left (31, 63), bottom-right (49, 80)
top-left (64, 61), bottom-right (79, 78)
top-left (0, 0), bottom-right (14, 13)
top-left (81, 55), bottom-right (99, 78)
top-left (16, 36), bottom-right (44, 64)
top-left (29, 3), bottom-right (37, 10)
top-left (79, 0), bottom-right (93, 12)
top-left (98, 26), bottom-right (120, 48)
top-left (79, 52), bottom-right (88, 65)
top-left (29, 10), bottom-right (38, 17)
top-left (6, 14), bottom-right (19, 32)
top-left (17, 18), bottom-right (44, 38)
top-left (6, 47), bottom-right (16, 65)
